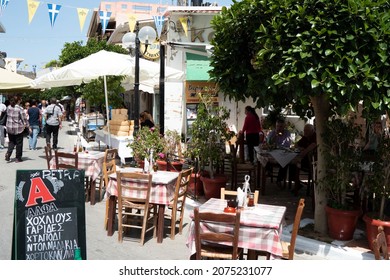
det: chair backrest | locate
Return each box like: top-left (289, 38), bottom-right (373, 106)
top-left (173, 168), bottom-right (193, 204)
top-left (54, 150), bottom-right (79, 169)
top-left (229, 141), bottom-right (242, 163)
top-left (44, 144), bottom-right (53, 169)
top-left (373, 226), bottom-right (389, 260)
top-left (116, 171), bottom-right (153, 206)
top-left (194, 207), bottom-right (241, 260)
top-left (288, 198), bottom-right (305, 260)
top-left (103, 148), bottom-right (118, 186)
top-left (220, 187), bottom-right (259, 205)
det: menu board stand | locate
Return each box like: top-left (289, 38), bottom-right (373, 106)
top-left (12, 169), bottom-right (86, 260)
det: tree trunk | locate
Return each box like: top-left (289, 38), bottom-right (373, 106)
top-left (311, 94), bottom-right (330, 235)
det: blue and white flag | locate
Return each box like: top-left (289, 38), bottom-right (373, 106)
top-left (99, 10), bottom-right (112, 35)
top-left (153, 15), bottom-right (164, 39)
top-left (47, 3), bottom-right (61, 28)
top-left (0, 0), bottom-right (10, 15)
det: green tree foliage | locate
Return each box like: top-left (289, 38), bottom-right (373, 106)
top-left (210, 0), bottom-right (390, 233)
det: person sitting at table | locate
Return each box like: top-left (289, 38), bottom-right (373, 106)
top-left (140, 111), bottom-right (154, 129)
top-left (266, 119), bottom-right (292, 188)
top-left (289, 123), bottom-right (317, 195)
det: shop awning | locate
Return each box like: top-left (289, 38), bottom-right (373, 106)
top-left (185, 52), bottom-right (211, 81)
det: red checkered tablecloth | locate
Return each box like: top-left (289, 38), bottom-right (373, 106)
top-left (49, 151), bottom-right (105, 181)
top-left (186, 198), bottom-right (286, 257)
top-left (106, 167), bottom-right (178, 205)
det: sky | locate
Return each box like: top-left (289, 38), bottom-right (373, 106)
top-left (0, 0), bottom-right (232, 73)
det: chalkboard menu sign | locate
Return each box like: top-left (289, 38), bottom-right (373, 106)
top-left (12, 169), bottom-right (86, 260)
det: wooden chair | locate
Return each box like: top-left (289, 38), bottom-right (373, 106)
top-left (44, 143), bottom-right (53, 169)
top-left (102, 148), bottom-right (118, 229)
top-left (220, 187), bottom-right (259, 205)
top-left (116, 171), bottom-right (157, 246)
top-left (229, 141), bottom-right (257, 190)
top-left (194, 207), bottom-right (243, 260)
top-left (281, 198), bottom-right (305, 259)
top-left (249, 198), bottom-right (305, 260)
top-left (54, 150), bottom-right (78, 169)
top-left (166, 168), bottom-right (193, 240)
top-left (289, 145), bottom-right (318, 196)
top-left (372, 226), bottom-right (389, 260)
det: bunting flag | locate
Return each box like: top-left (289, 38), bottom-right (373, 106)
top-left (128, 14), bottom-right (137, 33)
top-left (179, 17), bottom-right (189, 37)
top-left (153, 15), bottom-right (164, 39)
top-left (27, 0), bottom-right (39, 24)
top-left (99, 10), bottom-right (111, 35)
top-left (47, 3), bottom-right (61, 28)
top-left (0, 0), bottom-right (10, 15)
top-left (76, 8), bottom-right (89, 32)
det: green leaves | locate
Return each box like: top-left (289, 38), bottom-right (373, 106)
top-left (210, 0), bottom-right (390, 119)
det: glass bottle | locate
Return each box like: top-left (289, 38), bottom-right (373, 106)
top-left (74, 247), bottom-right (82, 260)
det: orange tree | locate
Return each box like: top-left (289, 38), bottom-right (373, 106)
top-left (210, 0), bottom-right (390, 234)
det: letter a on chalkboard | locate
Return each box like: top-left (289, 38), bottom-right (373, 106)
top-left (12, 169), bottom-right (87, 260)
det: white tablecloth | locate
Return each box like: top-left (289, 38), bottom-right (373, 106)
top-left (94, 130), bottom-right (133, 164)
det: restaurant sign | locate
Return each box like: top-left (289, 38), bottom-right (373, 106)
top-left (185, 81), bottom-right (218, 103)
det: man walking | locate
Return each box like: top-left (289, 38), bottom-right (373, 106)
top-left (45, 98), bottom-right (63, 150)
top-left (27, 100), bottom-right (41, 150)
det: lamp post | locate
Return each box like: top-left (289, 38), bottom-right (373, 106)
top-left (122, 21), bottom-right (157, 133)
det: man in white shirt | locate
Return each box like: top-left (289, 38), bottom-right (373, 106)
top-left (45, 98), bottom-right (63, 149)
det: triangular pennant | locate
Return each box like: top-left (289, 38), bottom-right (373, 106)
top-left (77, 8), bottom-right (89, 32)
top-left (27, 0), bottom-right (39, 24)
top-left (179, 17), bottom-right (188, 37)
top-left (0, 0), bottom-right (10, 16)
top-left (47, 3), bottom-right (61, 28)
top-left (99, 10), bottom-right (111, 35)
top-left (128, 14), bottom-right (137, 33)
top-left (153, 15), bottom-right (164, 39)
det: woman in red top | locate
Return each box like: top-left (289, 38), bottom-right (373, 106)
top-left (241, 106), bottom-right (262, 163)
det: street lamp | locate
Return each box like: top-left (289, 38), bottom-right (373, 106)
top-left (122, 21), bottom-right (157, 132)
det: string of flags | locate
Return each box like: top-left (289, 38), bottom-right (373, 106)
top-left (1, 0), bottom-right (192, 37)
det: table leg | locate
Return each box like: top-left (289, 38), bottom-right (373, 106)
top-left (107, 196), bottom-right (116, 236)
top-left (156, 205), bottom-right (166, 243)
top-left (90, 179), bottom-right (96, 205)
top-left (257, 164), bottom-right (266, 195)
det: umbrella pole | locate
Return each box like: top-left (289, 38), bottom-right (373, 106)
top-left (104, 75), bottom-right (111, 147)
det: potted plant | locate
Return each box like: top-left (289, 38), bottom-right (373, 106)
top-left (189, 91), bottom-right (235, 199)
top-left (321, 116), bottom-right (363, 240)
top-left (362, 132), bottom-right (390, 251)
top-left (128, 126), bottom-right (164, 169)
top-left (157, 129), bottom-right (184, 172)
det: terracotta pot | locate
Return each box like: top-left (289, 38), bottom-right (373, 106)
top-left (363, 214), bottom-right (390, 251)
top-left (188, 172), bottom-right (204, 197)
top-left (137, 160), bottom-right (144, 169)
top-left (325, 206), bottom-right (361, 241)
top-left (200, 174), bottom-right (227, 199)
top-left (156, 160), bottom-right (183, 172)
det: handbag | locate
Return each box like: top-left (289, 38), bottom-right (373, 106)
top-left (22, 126), bottom-right (30, 137)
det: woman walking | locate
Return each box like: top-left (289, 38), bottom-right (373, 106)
top-left (5, 96), bottom-right (29, 162)
top-left (240, 106), bottom-right (262, 163)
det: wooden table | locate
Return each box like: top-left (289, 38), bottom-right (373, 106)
top-left (50, 150), bottom-right (105, 205)
top-left (105, 167), bottom-right (179, 243)
top-left (254, 147), bottom-right (299, 195)
top-left (186, 198), bottom-right (286, 258)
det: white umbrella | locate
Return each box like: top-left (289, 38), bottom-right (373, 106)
top-left (0, 68), bottom-right (33, 90)
top-left (30, 50), bottom-right (184, 145)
